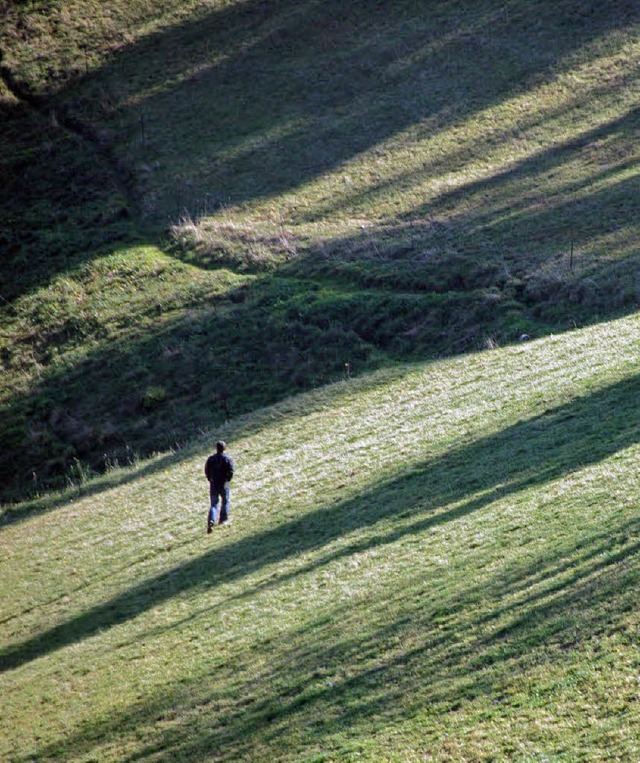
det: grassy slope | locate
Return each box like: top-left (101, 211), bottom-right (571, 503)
top-left (1, 314), bottom-right (639, 761)
top-left (1, 0), bottom-right (639, 499)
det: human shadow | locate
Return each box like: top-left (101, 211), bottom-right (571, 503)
top-left (2, 372), bottom-right (638, 672)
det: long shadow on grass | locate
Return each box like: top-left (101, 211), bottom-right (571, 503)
top-left (3, 0), bottom-right (638, 502)
top-left (289, 105), bottom-right (638, 324)
top-left (4, 102), bottom-right (637, 504)
top-left (4, 134), bottom-right (638, 505)
top-left (0, 451), bottom-right (183, 528)
top-left (2, 372), bottom-right (638, 673)
top-left (0, 364), bottom-right (409, 527)
top-left (3, 0), bottom-right (636, 300)
top-left (18, 518), bottom-right (640, 762)
top-left (199, 526), bottom-right (640, 763)
top-left (0, 78), bottom-right (137, 302)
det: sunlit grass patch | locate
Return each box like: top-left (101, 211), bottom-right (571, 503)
top-left (1, 313), bottom-right (639, 761)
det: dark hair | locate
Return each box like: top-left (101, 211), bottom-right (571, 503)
top-left (216, 440), bottom-right (226, 453)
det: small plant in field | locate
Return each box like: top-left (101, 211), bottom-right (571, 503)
top-left (65, 456), bottom-right (92, 493)
top-left (141, 385), bottom-right (168, 411)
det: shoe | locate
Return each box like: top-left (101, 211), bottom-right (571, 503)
top-left (207, 520), bottom-right (213, 534)
top-left (220, 519), bottom-right (231, 526)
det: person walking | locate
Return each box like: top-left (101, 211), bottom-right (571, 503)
top-left (205, 440), bottom-right (234, 532)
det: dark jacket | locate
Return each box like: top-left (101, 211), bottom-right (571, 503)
top-left (205, 453), bottom-right (234, 488)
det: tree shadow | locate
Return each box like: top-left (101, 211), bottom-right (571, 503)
top-left (3, 151), bottom-right (637, 504)
top-left (2, 0), bottom-right (638, 500)
top-left (168, 530), bottom-right (640, 762)
top-left (3, 2), bottom-right (639, 756)
top-left (2, 0), bottom-right (636, 298)
top-left (0, 448), bottom-right (182, 527)
top-left (0, 90), bottom-right (136, 302)
top-left (85, 0), bottom-right (636, 222)
top-left (15, 509), bottom-right (640, 761)
top-left (2, 372), bottom-right (638, 673)
top-left (289, 105), bottom-right (639, 307)
top-left (0, 362), bottom-right (410, 527)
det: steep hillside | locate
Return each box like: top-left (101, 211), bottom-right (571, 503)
top-left (1, 314), bottom-right (639, 761)
top-left (1, 0), bottom-right (638, 499)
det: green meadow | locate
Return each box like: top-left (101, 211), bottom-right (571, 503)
top-left (1, 0), bottom-right (638, 499)
top-left (1, 0), bottom-right (639, 759)
top-left (2, 316), bottom-right (640, 761)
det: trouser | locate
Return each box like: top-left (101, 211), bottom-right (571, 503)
top-left (208, 482), bottom-right (230, 524)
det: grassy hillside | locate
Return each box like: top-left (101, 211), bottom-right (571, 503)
top-left (1, 1), bottom-right (638, 498)
top-left (2, 314), bottom-right (639, 761)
